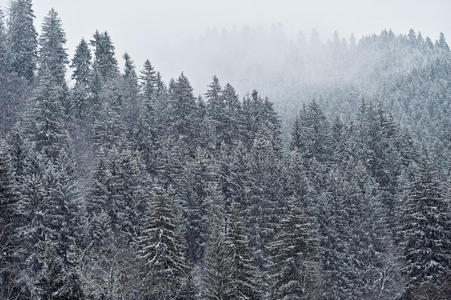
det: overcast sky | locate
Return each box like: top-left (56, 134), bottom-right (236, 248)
top-left (1, 0), bottom-right (450, 89)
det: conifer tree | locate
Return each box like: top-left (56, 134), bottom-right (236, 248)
top-left (205, 76), bottom-right (227, 148)
top-left (0, 9), bottom-right (10, 70)
top-left (201, 184), bottom-right (233, 300)
top-left (290, 100), bottom-right (331, 165)
top-left (222, 83), bottom-right (243, 146)
top-left (38, 9), bottom-right (68, 84)
top-left (244, 126), bottom-right (285, 286)
top-left (227, 201), bottom-right (261, 299)
top-left (399, 156), bottom-right (450, 297)
top-left (137, 186), bottom-right (187, 300)
top-left (436, 32), bottom-right (449, 51)
top-left (38, 242), bottom-right (84, 300)
top-left (70, 39), bottom-right (92, 119)
top-left (269, 195), bottom-right (321, 299)
top-left (71, 39), bottom-right (92, 85)
top-left (179, 148), bottom-right (215, 264)
top-left (7, 0), bottom-right (37, 80)
top-left (167, 73), bottom-right (199, 155)
top-left (139, 59), bottom-right (158, 100)
top-left (0, 140), bottom-right (21, 299)
top-left (90, 31), bottom-right (119, 79)
top-left (24, 70), bottom-right (68, 161)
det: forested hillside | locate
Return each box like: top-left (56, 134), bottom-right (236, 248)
top-left (0, 1), bottom-right (449, 299)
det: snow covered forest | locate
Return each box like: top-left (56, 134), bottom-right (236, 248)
top-left (0, 1), bottom-right (450, 299)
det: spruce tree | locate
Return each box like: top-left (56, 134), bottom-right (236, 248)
top-left (0, 9), bottom-right (10, 70)
top-left (7, 0), bottom-right (37, 80)
top-left (139, 59), bottom-right (158, 101)
top-left (269, 195), bottom-right (321, 299)
top-left (222, 83), bottom-right (243, 146)
top-left (179, 148), bottom-right (215, 264)
top-left (200, 185), bottom-right (233, 300)
top-left (90, 31), bottom-right (119, 79)
top-left (137, 186), bottom-right (187, 300)
top-left (0, 140), bottom-right (21, 299)
top-left (436, 32), bottom-right (449, 51)
top-left (71, 39), bottom-right (92, 85)
top-left (24, 69), bottom-right (68, 161)
top-left (205, 76), bottom-right (226, 148)
top-left (38, 9), bottom-right (68, 84)
top-left (70, 39), bottom-right (92, 119)
top-left (399, 156), bottom-right (450, 297)
top-left (227, 201), bottom-right (261, 299)
top-left (167, 73), bottom-right (199, 155)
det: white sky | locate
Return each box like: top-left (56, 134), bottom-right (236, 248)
top-left (1, 0), bottom-right (450, 90)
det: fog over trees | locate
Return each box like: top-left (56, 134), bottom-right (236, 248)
top-left (0, 1), bottom-right (449, 299)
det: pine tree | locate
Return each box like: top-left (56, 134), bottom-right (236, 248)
top-left (137, 186), bottom-right (187, 300)
top-left (269, 195), bottom-right (321, 299)
top-left (7, 0), bottom-right (37, 80)
top-left (399, 156), bottom-right (450, 297)
top-left (38, 9), bottom-right (68, 84)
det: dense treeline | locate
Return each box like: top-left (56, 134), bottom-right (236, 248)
top-left (0, 1), bottom-right (450, 300)
top-left (188, 25), bottom-right (451, 176)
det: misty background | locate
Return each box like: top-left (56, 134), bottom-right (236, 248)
top-left (0, 0), bottom-right (450, 94)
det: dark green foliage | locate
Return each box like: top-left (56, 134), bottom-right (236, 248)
top-left (0, 7), bottom-right (448, 299)
top-left (137, 187), bottom-right (187, 299)
top-left (7, 0), bottom-right (37, 80)
top-left (399, 157), bottom-right (450, 298)
top-left (38, 9), bottom-right (68, 84)
top-left (269, 195), bottom-right (321, 299)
